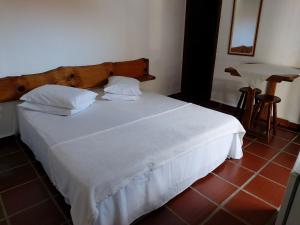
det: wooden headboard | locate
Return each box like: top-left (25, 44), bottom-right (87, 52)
top-left (0, 58), bottom-right (155, 103)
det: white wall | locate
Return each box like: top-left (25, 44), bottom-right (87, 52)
top-left (212, 0), bottom-right (300, 124)
top-left (0, 0), bottom-right (187, 138)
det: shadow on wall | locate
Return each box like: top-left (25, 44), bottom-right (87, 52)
top-left (146, 0), bottom-right (186, 95)
top-left (281, 79), bottom-right (300, 124)
top-left (0, 102), bottom-right (18, 138)
top-left (211, 77), bottom-right (246, 107)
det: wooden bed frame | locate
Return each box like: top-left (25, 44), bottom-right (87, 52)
top-left (0, 58), bottom-right (155, 103)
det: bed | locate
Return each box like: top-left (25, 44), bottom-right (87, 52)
top-left (0, 59), bottom-right (245, 225)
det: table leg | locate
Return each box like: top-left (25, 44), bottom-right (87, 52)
top-left (241, 87), bottom-right (256, 129)
top-left (266, 81), bottom-right (277, 95)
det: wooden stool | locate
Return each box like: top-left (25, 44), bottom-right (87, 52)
top-left (252, 94), bottom-right (281, 141)
top-left (236, 87), bottom-right (262, 119)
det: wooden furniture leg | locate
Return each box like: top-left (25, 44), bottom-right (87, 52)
top-left (252, 94), bottom-right (281, 143)
top-left (266, 103), bottom-right (272, 142)
top-left (241, 88), bottom-right (256, 129)
top-left (237, 92), bottom-right (245, 109)
top-left (273, 102), bottom-right (277, 135)
top-left (266, 81), bottom-right (277, 95)
top-left (253, 100), bottom-right (263, 128)
top-left (237, 92), bottom-right (246, 118)
top-left (241, 92), bottom-right (248, 113)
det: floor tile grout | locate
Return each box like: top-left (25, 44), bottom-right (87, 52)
top-left (205, 171), bottom-right (278, 223)
top-left (277, 126), bottom-right (299, 133)
top-left (210, 169), bottom-right (284, 210)
top-left (255, 138), bottom-right (289, 149)
top-left (230, 158), bottom-right (288, 185)
top-left (164, 206), bottom-right (190, 225)
top-left (204, 134), bottom-right (296, 225)
top-left (269, 161), bottom-right (293, 171)
top-left (210, 172), bottom-right (239, 188)
top-left (271, 136), bottom-right (293, 142)
top-left (190, 187), bottom-right (250, 225)
top-left (271, 161), bottom-right (295, 170)
top-left (0, 140), bottom-right (54, 221)
top-left (198, 190), bottom-right (252, 225)
top-left (33, 172), bottom-right (69, 221)
top-left (283, 150), bottom-right (300, 157)
top-left (0, 150), bottom-right (22, 159)
top-left (0, 178), bottom-right (39, 194)
top-left (5, 198), bottom-right (50, 219)
top-left (243, 144), bottom-right (297, 171)
top-left (244, 148), bottom-right (280, 160)
top-left (13, 140), bottom-right (70, 223)
top-left (23, 151), bottom-right (71, 223)
top-left (227, 159), bottom-right (288, 188)
top-left (243, 137), bottom-right (257, 148)
top-left (241, 189), bottom-right (279, 209)
top-left (220, 207), bottom-right (251, 225)
top-left (0, 162), bottom-right (31, 175)
top-left (271, 130), bottom-right (299, 140)
top-left (278, 150), bottom-right (299, 157)
top-left (258, 174), bottom-right (287, 188)
top-left (0, 195), bottom-right (10, 225)
top-left (227, 158), bottom-right (264, 173)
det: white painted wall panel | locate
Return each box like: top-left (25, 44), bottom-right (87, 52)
top-left (0, 0), bottom-right (187, 137)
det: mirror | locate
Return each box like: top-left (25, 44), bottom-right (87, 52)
top-left (228, 0), bottom-right (264, 56)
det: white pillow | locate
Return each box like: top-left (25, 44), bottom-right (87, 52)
top-left (104, 76), bottom-right (141, 96)
top-left (18, 100), bottom-right (95, 116)
top-left (20, 85), bottom-right (98, 109)
top-left (102, 93), bottom-right (139, 101)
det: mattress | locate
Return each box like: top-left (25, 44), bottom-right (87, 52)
top-left (18, 91), bottom-right (245, 225)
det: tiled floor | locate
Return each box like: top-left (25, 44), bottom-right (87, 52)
top-left (0, 128), bottom-right (299, 225)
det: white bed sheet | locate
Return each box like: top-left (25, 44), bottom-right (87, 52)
top-left (18, 91), bottom-right (245, 225)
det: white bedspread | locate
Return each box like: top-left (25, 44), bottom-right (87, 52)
top-left (48, 103), bottom-right (244, 225)
top-left (18, 92), bottom-right (245, 225)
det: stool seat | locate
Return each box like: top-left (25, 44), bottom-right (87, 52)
top-left (239, 87), bottom-right (262, 94)
top-left (256, 94), bottom-right (281, 103)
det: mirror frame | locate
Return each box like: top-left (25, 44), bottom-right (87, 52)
top-left (228, 0), bottom-right (264, 56)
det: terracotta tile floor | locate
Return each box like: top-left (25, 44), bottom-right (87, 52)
top-left (0, 128), bottom-right (299, 225)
